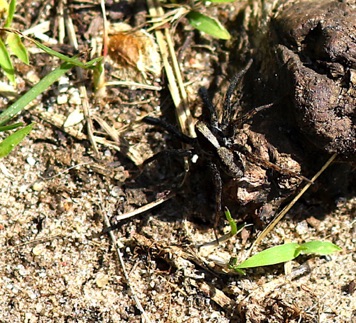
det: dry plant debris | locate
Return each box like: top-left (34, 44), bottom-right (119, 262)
top-left (0, 0), bottom-right (354, 322)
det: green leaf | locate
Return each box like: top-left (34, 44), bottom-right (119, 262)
top-left (299, 241), bottom-right (342, 255)
top-left (0, 122), bottom-right (23, 131)
top-left (234, 243), bottom-right (300, 269)
top-left (0, 29), bottom-right (102, 69)
top-left (0, 62), bottom-right (73, 126)
top-left (7, 33), bottom-right (29, 64)
top-left (230, 240), bottom-right (342, 272)
top-left (4, 0), bottom-right (16, 27)
top-left (187, 11), bottom-right (231, 40)
top-left (29, 36), bottom-right (102, 69)
top-left (0, 123), bottom-right (33, 158)
top-left (228, 257), bottom-right (245, 275)
top-left (224, 208), bottom-right (237, 235)
top-left (92, 58), bottom-right (105, 92)
top-left (0, 37), bottom-right (15, 84)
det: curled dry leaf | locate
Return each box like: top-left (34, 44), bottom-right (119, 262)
top-left (108, 23), bottom-right (161, 82)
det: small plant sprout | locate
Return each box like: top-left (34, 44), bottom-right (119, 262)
top-left (229, 240), bottom-right (342, 274)
top-left (160, 0), bottom-right (233, 39)
top-left (0, 0), bottom-right (29, 84)
top-left (186, 10), bottom-right (231, 40)
top-left (198, 208), bottom-right (247, 248)
top-left (0, 31), bottom-right (102, 158)
top-left (0, 123), bottom-right (33, 158)
top-left (215, 208), bottom-right (247, 244)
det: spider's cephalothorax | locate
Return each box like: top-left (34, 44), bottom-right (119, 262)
top-left (192, 60), bottom-right (255, 180)
top-left (144, 59), bottom-right (304, 228)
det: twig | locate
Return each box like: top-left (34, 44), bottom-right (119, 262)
top-left (99, 192), bottom-right (152, 323)
top-left (113, 191), bottom-right (174, 222)
top-left (146, 0), bottom-right (195, 138)
top-left (250, 153), bottom-right (338, 252)
top-left (64, 9), bottom-right (99, 156)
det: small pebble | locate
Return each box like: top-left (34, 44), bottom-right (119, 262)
top-left (110, 186), bottom-right (121, 197)
top-left (18, 185), bottom-right (28, 193)
top-left (32, 244), bottom-right (46, 256)
top-left (26, 70), bottom-right (40, 84)
top-left (57, 93), bottom-right (68, 105)
top-left (69, 89), bottom-right (81, 105)
top-left (295, 221), bottom-right (309, 235)
top-left (58, 76), bottom-right (70, 93)
top-left (26, 156), bottom-right (36, 166)
top-left (17, 264), bottom-right (27, 276)
top-left (32, 182), bottom-right (44, 192)
top-left (64, 109), bottom-right (84, 127)
top-left (95, 273), bottom-right (109, 288)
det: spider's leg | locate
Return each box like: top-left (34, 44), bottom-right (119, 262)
top-left (208, 161), bottom-right (223, 241)
top-left (234, 102), bottom-right (275, 128)
top-left (198, 87), bottom-right (218, 128)
top-left (222, 59), bottom-right (253, 131)
top-left (232, 143), bottom-right (311, 182)
top-left (143, 116), bottom-right (196, 145)
top-left (143, 149), bottom-right (194, 166)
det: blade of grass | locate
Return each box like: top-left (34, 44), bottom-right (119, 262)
top-left (7, 33), bottom-right (29, 64)
top-left (230, 241), bottom-right (341, 273)
top-left (233, 243), bottom-right (300, 269)
top-left (225, 208), bottom-right (237, 236)
top-left (31, 38), bottom-right (102, 68)
top-left (250, 153), bottom-right (338, 252)
top-left (0, 122), bottom-right (23, 131)
top-left (0, 123), bottom-right (33, 158)
top-left (299, 241), bottom-right (342, 255)
top-left (0, 28), bottom-right (102, 69)
top-left (187, 11), bottom-right (231, 40)
top-left (0, 37), bottom-right (15, 84)
top-left (0, 62), bottom-right (72, 126)
top-left (4, 0), bottom-right (15, 28)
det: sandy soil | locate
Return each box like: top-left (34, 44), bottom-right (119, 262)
top-left (0, 0), bottom-right (355, 322)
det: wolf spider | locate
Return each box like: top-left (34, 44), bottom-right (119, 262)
top-left (143, 59), bottom-right (306, 230)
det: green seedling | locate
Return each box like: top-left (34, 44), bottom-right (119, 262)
top-left (0, 123), bottom-right (33, 158)
top-left (166, 0), bottom-right (233, 39)
top-left (0, 0), bottom-right (29, 84)
top-left (186, 11), bottom-right (231, 40)
top-left (229, 241), bottom-right (342, 274)
top-left (225, 207), bottom-right (237, 235)
top-left (224, 207), bottom-right (247, 237)
top-left (0, 30), bottom-right (103, 157)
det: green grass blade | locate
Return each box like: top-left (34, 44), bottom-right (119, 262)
top-left (1, 28), bottom-right (103, 69)
top-left (234, 243), bottom-right (300, 269)
top-left (0, 37), bottom-right (15, 84)
top-left (4, 0), bottom-right (16, 27)
top-left (228, 257), bottom-right (246, 275)
top-left (0, 62), bottom-right (73, 126)
top-left (224, 208), bottom-right (237, 235)
top-left (299, 241), bottom-right (342, 255)
top-left (224, 208), bottom-right (246, 237)
top-left (0, 122), bottom-right (23, 131)
top-left (0, 123), bottom-right (33, 158)
top-left (186, 11), bottom-right (231, 40)
top-left (7, 33), bottom-right (29, 64)
top-left (28, 36), bottom-right (102, 69)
